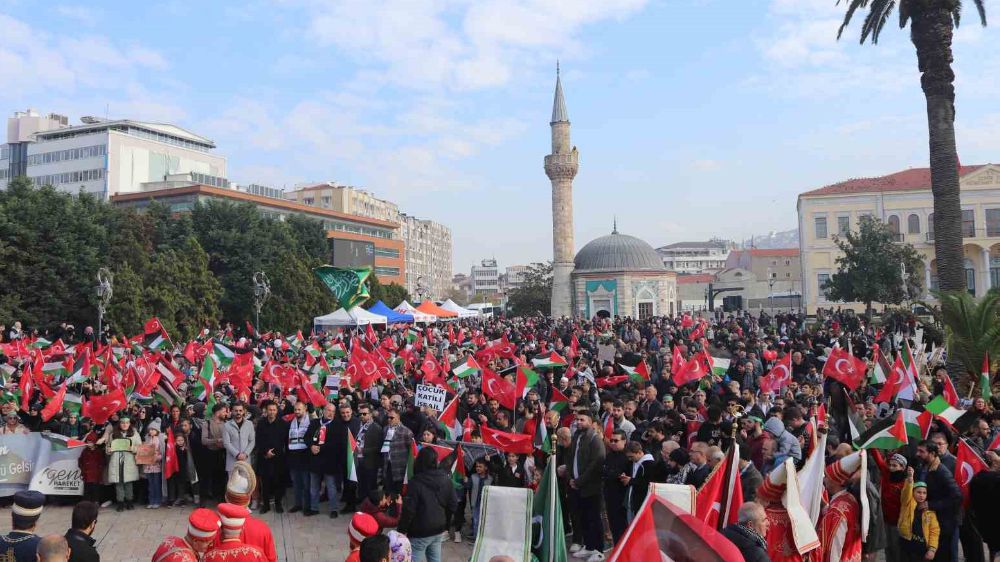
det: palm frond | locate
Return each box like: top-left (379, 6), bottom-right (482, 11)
top-left (898, 0), bottom-right (910, 28)
top-left (955, 0), bottom-right (963, 27)
top-left (862, 0), bottom-right (897, 43)
top-left (838, 0), bottom-right (869, 40)
top-left (974, 0), bottom-right (988, 26)
top-left (934, 289), bottom-right (1000, 375)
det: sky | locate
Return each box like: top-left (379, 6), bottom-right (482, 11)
top-left (3, 0), bottom-right (1000, 273)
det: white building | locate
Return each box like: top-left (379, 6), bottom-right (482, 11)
top-left (655, 240), bottom-right (732, 273)
top-left (0, 109), bottom-right (227, 197)
top-left (471, 259), bottom-right (500, 296)
top-left (504, 265), bottom-right (532, 291)
top-left (399, 213), bottom-right (453, 300)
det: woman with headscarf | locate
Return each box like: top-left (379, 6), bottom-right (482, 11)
top-left (106, 416), bottom-right (142, 511)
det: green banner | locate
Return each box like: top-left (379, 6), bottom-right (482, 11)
top-left (314, 266), bottom-right (373, 310)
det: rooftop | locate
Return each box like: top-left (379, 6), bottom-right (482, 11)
top-left (676, 274), bottom-right (715, 284)
top-left (34, 118), bottom-right (215, 148)
top-left (746, 248), bottom-right (799, 257)
top-left (575, 231), bottom-right (665, 273)
top-left (800, 165), bottom-right (988, 197)
top-left (657, 241), bottom-right (729, 251)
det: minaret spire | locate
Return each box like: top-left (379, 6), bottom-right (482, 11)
top-left (613, 216), bottom-right (618, 234)
top-left (545, 63), bottom-right (578, 318)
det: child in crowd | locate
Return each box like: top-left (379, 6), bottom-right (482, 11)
top-left (358, 490), bottom-right (402, 530)
top-left (464, 457), bottom-right (493, 540)
top-left (143, 420), bottom-right (164, 509)
top-left (898, 466), bottom-right (940, 562)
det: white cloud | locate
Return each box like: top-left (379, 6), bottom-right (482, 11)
top-left (55, 5), bottom-right (99, 26)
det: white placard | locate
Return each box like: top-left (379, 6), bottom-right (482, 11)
top-left (414, 384), bottom-right (447, 411)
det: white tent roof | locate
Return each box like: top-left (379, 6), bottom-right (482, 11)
top-left (395, 300), bottom-right (437, 323)
top-left (314, 307), bottom-right (388, 328)
top-left (440, 299), bottom-right (479, 318)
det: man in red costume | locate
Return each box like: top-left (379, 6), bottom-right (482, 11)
top-left (757, 461), bottom-right (809, 562)
top-left (820, 451), bottom-right (863, 562)
top-left (151, 508), bottom-right (220, 562)
top-left (203, 503), bottom-right (267, 562)
top-left (222, 461), bottom-right (277, 562)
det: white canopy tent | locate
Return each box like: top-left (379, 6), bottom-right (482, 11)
top-left (394, 300), bottom-right (437, 324)
top-left (440, 299), bottom-right (479, 318)
top-left (313, 307), bottom-right (388, 329)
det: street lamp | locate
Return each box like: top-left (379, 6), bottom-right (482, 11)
top-left (767, 267), bottom-right (776, 315)
top-left (253, 271), bottom-right (271, 332)
top-left (95, 268), bottom-right (113, 339)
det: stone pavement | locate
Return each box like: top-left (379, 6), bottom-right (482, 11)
top-left (29, 504), bottom-right (476, 562)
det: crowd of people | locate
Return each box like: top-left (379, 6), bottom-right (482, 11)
top-left (2, 307), bottom-right (1000, 562)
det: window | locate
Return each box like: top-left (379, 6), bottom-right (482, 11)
top-left (375, 266), bottom-right (400, 277)
top-left (963, 209), bottom-right (976, 237)
top-left (837, 215), bottom-right (850, 235)
top-left (963, 258), bottom-right (976, 294)
top-left (987, 209), bottom-right (1000, 237)
top-left (374, 247), bottom-right (400, 258)
top-left (907, 214), bottom-right (921, 234)
top-left (928, 212), bottom-right (935, 240)
top-left (786, 272), bottom-right (791, 277)
top-left (637, 302), bottom-right (653, 320)
top-left (991, 256), bottom-right (1000, 289)
top-left (321, 196), bottom-right (331, 208)
top-left (888, 215), bottom-right (900, 234)
top-left (815, 216), bottom-right (828, 239)
top-left (817, 273), bottom-right (832, 300)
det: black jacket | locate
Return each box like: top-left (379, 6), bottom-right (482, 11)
top-left (602, 450), bottom-right (630, 507)
top-left (307, 416), bottom-right (360, 475)
top-left (721, 524), bottom-right (770, 562)
top-left (566, 428), bottom-right (606, 498)
top-left (65, 528), bottom-right (100, 562)
top-left (357, 421), bottom-right (384, 471)
top-left (254, 417), bottom-right (289, 481)
top-left (397, 469), bottom-right (458, 538)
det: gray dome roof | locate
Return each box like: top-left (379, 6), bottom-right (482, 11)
top-left (574, 231), bottom-right (665, 273)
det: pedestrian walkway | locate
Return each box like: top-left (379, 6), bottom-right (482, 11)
top-left (29, 505), bottom-right (475, 561)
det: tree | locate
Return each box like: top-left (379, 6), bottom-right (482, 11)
top-left (824, 216), bottom-right (924, 316)
top-left (365, 273), bottom-right (410, 308)
top-left (442, 288), bottom-right (469, 306)
top-left (927, 289), bottom-right (1000, 393)
top-left (507, 262), bottom-right (553, 317)
top-left (838, 1), bottom-right (986, 295)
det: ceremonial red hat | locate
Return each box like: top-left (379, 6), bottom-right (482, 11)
top-left (825, 451), bottom-right (862, 485)
top-left (187, 508), bottom-right (221, 540)
top-left (217, 503), bottom-right (249, 535)
top-left (348, 512), bottom-right (379, 546)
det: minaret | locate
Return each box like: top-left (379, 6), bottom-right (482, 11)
top-left (544, 63), bottom-right (578, 318)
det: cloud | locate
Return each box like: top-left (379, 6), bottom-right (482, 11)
top-left (55, 5), bottom-right (99, 26)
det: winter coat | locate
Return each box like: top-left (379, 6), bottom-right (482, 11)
top-left (65, 528), bottom-right (99, 562)
top-left (566, 427), bottom-right (605, 497)
top-left (106, 431), bottom-right (142, 484)
top-left (383, 423), bottom-right (415, 483)
top-left (254, 417), bottom-right (289, 482)
top-left (763, 417), bottom-right (801, 464)
top-left (357, 420), bottom-right (384, 471)
top-left (897, 480), bottom-right (940, 551)
top-left (78, 430), bottom-right (106, 484)
top-left (721, 524), bottom-right (771, 562)
top-left (222, 419), bottom-right (255, 472)
top-left (397, 468), bottom-right (457, 538)
top-left (625, 453), bottom-right (655, 515)
top-left (740, 463), bottom-right (763, 503)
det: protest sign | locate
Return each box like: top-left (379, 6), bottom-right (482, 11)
top-left (0, 433), bottom-right (85, 496)
top-left (415, 384), bottom-right (447, 411)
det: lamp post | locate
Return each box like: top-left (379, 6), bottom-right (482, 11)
top-left (96, 268), bottom-right (113, 340)
top-left (253, 271), bottom-right (271, 332)
top-left (767, 267), bottom-right (775, 315)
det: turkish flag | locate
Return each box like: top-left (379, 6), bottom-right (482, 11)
top-left (875, 355), bottom-right (908, 403)
top-left (182, 341), bottom-right (199, 365)
top-left (956, 439), bottom-right (988, 507)
top-left (421, 351), bottom-right (440, 381)
top-left (132, 355), bottom-right (161, 396)
top-left (481, 368), bottom-right (516, 410)
top-left (942, 373), bottom-right (960, 406)
top-left (164, 428), bottom-right (180, 480)
top-left (822, 347), bottom-right (868, 390)
top-left (41, 381), bottom-right (68, 422)
top-left (480, 425), bottom-right (534, 454)
top-left (346, 345), bottom-right (380, 390)
top-left (674, 356), bottom-right (708, 387)
top-left (82, 388), bottom-right (126, 425)
top-left (759, 353), bottom-right (792, 393)
top-left (261, 360), bottom-right (283, 387)
top-left (671, 346), bottom-right (685, 375)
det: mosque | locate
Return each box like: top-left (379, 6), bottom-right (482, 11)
top-left (544, 67), bottom-right (677, 319)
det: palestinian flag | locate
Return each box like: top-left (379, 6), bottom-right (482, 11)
top-left (403, 439), bottom-right (419, 487)
top-left (347, 429), bottom-right (359, 483)
top-left (981, 354), bottom-right (993, 400)
top-left (29, 337), bottom-right (53, 349)
top-left (39, 432), bottom-right (87, 450)
top-left (211, 342), bottom-right (235, 368)
top-left (406, 327), bottom-right (420, 343)
top-left (42, 361), bottom-right (69, 379)
top-left (853, 411), bottom-right (908, 450)
top-left (306, 341), bottom-right (323, 361)
top-left (327, 341), bottom-right (347, 359)
top-left (287, 331), bottom-right (303, 351)
top-left (452, 356), bottom-right (480, 378)
top-left (516, 365), bottom-right (540, 398)
top-left (156, 358), bottom-right (186, 390)
top-left (63, 392), bottom-right (83, 415)
top-left (924, 395), bottom-right (977, 432)
top-left (534, 416), bottom-right (552, 454)
top-left (531, 351), bottom-right (567, 370)
top-left (899, 408), bottom-right (933, 441)
top-left (194, 355), bottom-right (218, 408)
top-left (620, 361), bottom-right (650, 384)
top-left (549, 387), bottom-right (570, 413)
top-left (531, 458), bottom-right (567, 562)
top-left (66, 348), bottom-right (93, 384)
top-left (711, 357), bottom-right (730, 377)
top-left (154, 380), bottom-right (184, 407)
top-left (437, 394), bottom-right (461, 440)
top-left (143, 318), bottom-right (172, 351)
top-left (871, 349), bottom-right (891, 385)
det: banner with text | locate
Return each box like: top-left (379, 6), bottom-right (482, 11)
top-left (0, 433), bottom-right (85, 497)
top-left (414, 384), bottom-right (447, 411)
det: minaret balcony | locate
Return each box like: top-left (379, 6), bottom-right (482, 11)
top-left (544, 153), bottom-right (579, 180)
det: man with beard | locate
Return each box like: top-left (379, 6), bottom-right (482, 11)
top-left (601, 430), bottom-right (630, 544)
top-left (254, 400), bottom-right (288, 514)
top-left (915, 440), bottom-right (962, 562)
top-left (354, 402), bottom-right (383, 504)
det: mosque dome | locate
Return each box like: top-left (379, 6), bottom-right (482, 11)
top-left (574, 229), bottom-right (665, 273)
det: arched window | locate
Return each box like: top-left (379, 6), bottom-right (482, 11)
top-left (965, 258), bottom-right (976, 295)
top-left (907, 214), bottom-right (920, 234)
top-left (888, 215), bottom-right (900, 234)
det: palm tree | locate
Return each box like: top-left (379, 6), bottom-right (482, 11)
top-left (928, 289), bottom-right (1000, 392)
top-left (837, 1), bottom-right (986, 295)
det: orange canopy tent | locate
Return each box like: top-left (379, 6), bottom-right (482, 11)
top-left (416, 300), bottom-right (457, 318)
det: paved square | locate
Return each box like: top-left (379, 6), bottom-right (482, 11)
top-left (26, 504), bottom-right (475, 562)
